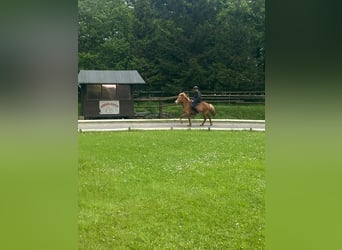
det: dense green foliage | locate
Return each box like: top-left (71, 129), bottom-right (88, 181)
top-left (79, 131), bottom-right (265, 249)
top-left (78, 0), bottom-right (265, 95)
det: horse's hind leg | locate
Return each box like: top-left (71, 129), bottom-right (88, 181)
top-left (206, 111), bottom-right (213, 126)
top-left (201, 114), bottom-right (207, 126)
top-left (201, 112), bottom-right (208, 126)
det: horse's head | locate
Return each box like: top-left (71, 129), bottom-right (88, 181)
top-left (175, 92), bottom-right (190, 104)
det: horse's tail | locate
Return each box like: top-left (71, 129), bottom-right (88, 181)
top-left (209, 104), bottom-right (216, 116)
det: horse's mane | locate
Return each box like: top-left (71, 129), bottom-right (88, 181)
top-left (180, 92), bottom-right (190, 101)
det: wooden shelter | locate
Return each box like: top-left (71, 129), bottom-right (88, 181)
top-left (78, 70), bottom-right (145, 119)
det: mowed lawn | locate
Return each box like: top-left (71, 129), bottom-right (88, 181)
top-left (79, 131), bottom-right (265, 249)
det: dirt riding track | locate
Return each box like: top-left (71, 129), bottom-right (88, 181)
top-left (78, 119), bottom-right (265, 132)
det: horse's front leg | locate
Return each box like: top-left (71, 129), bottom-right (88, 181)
top-left (179, 113), bottom-right (187, 124)
top-left (187, 117), bottom-right (192, 126)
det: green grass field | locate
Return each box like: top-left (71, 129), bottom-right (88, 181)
top-left (79, 131), bottom-right (265, 249)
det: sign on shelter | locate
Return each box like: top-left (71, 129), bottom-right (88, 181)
top-left (99, 100), bottom-right (120, 115)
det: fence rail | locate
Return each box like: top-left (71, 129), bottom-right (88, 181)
top-left (134, 92), bottom-right (264, 103)
top-left (133, 91), bottom-right (265, 118)
top-left (201, 93), bottom-right (265, 104)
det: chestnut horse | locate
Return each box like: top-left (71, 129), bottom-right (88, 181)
top-left (175, 92), bottom-right (216, 126)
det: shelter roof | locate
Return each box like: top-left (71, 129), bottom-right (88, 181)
top-left (78, 70), bottom-right (146, 84)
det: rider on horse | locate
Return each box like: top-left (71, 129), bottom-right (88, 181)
top-left (191, 85), bottom-right (202, 114)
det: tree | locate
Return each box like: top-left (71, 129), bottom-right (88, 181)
top-left (78, 0), bottom-right (265, 94)
top-left (213, 0), bottom-right (265, 91)
top-left (78, 0), bottom-right (135, 70)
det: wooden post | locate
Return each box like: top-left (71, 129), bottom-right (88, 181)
top-left (159, 101), bottom-right (163, 118)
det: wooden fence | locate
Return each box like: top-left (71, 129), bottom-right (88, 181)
top-left (201, 91), bottom-right (265, 104)
top-left (134, 96), bottom-right (177, 118)
top-left (134, 91), bottom-right (265, 103)
top-left (133, 91), bottom-right (265, 118)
